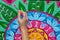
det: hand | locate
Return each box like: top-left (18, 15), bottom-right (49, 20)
top-left (18, 10), bottom-right (29, 40)
top-left (18, 10), bottom-right (28, 28)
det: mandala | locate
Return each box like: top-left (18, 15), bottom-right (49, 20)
top-left (5, 11), bottom-right (59, 40)
top-left (0, 0), bottom-right (60, 40)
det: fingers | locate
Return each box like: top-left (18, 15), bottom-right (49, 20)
top-left (18, 10), bottom-right (21, 21)
top-left (18, 10), bottom-right (28, 21)
top-left (20, 10), bottom-right (28, 20)
top-left (25, 13), bottom-right (28, 21)
top-left (20, 10), bottom-right (26, 17)
top-left (23, 11), bottom-right (28, 21)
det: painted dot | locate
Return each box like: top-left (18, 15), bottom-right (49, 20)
top-left (32, 8), bottom-right (35, 10)
top-left (36, 0), bottom-right (40, 3)
top-left (37, 6), bottom-right (40, 7)
top-left (32, 3), bottom-right (36, 5)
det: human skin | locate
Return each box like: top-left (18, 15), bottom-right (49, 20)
top-left (18, 10), bottom-right (29, 40)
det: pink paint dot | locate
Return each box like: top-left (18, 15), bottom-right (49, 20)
top-left (3, 0), bottom-right (15, 5)
top-left (23, 0), bottom-right (28, 4)
top-left (57, 1), bottom-right (60, 8)
top-left (46, 0), bottom-right (51, 4)
top-left (23, 0), bottom-right (27, 3)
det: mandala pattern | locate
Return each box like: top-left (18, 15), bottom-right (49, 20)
top-left (0, 0), bottom-right (60, 40)
top-left (5, 11), bottom-right (60, 40)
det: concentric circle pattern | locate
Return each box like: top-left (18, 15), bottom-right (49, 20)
top-left (14, 20), bottom-right (56, 40)
top-left (5, 11), bottom-right (60, 40)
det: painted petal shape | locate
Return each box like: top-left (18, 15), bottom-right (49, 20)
top-left (47, 3), bottom-right (55, 14)
top-left (36, 1), bottom-right (45, 11)
top-left (28, 0), bottom-right (45, 11)
top-left (0, 32), bottom-right (4, 40)
top-left (0, 3), bottom-right (17, 22)
top-left (0, 21), bottom-right (8, 29)
top-left (55, 11), bottom-right (60, 21)
top-left (19, 2), bottom-right (26, 11)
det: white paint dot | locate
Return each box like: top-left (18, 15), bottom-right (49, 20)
top-left (4, 14), bottom-right (7, 16)
top-left (6, 9), bottom-right (8, 13)
top-left (10, 12), bottom-right (13, 16)
top-left (36, 0), bottom-right (40, 2)
top-left (32, 3), bottom-right (36, 5)
top-left (32, 8), bottom-right (35, 10)
top-left (37, 6), bottom-right (40, 7)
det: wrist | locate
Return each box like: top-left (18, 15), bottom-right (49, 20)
top-left (20, 26), bottom-right (27, 32)
top-left (20, 26), bottom-right (27, 29)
